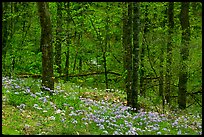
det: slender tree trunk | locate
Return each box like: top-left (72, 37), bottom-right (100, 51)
top-left (73, 32), bottom-right (78, 74)
top-left (55, 2), bottom-right (63, 75)
top-left (10, 3), bottom-right (15, 74)
top-left (132, 2), bottom-right (140, 112)
top-left (64, 2), bottom-right (70, 81)
top-left (37, 2), bottom-right (54, 92)
top-left (159, 4), bottom-right (167, 111)
top-left (78, 33), bottom-right (82, 73)
top-left (178, 2), bottom-right (190, 109)
top-left (125, 2), bottom-right (133, 106)
top-left (122, 2), bottom-right (128, 91)
top-left (2, 2), bottom-right (9, 72)
top-left (140, 4), bottom-right (149, 97)
top-left (166, 2), bottom-right (174, 105)
top-left (104, 2), bottom-right (110, 90)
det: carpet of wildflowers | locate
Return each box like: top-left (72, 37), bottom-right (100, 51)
top-left (2, 76), bottom-right (202, 135)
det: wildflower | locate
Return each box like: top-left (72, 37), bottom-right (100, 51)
top-left (113, 131), bottom-right (119, 135)
top-left (72, 120), bottom-right (77, 124)
top-left (36, 107), bottom-right (43, 110)
top-left (49, 116), bottom-right (55, 120)
top-left (152, 127), bottom-right (159, 131)
top-left (50, 101), bottom-right (54, 105)
top-left (163, 128), bottom-right (167, 131)
top-left (42, 97), bottom-right (47, 103)
top-left (14, 92), bottom-right (19, 94)
top-left (33, 104), bottom-right (38, 108)
top-left (18, 104), bottom-right (26, 109)
top-left (30, 93), bottom-right (36, 98)
top-left (61, 118), bottom-right (66, 123)
top-left (15, 85), bottom-right (21, 89)
top-left (99, 125), bottom-right (105, 129)
top-left (56, 86), bottom-right (60, 89)
top-left (103, 130), bottom-right (109, 134)
top-left (172, 121), bottom-right (178, 127)
top-left (43, 110), bottom-right (47, 113)
top-left (157, 132), bottom-right (161, 135)
top-left (177, 130), bottom-right (181, 135)
top-left (42, 86), bottom-right (50, 91)
top-left (55, 109), bottom-right (61, 114)
top-left (35, 92), bottom-right (42, 96)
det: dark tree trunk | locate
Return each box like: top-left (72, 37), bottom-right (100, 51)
top-left (73, 32), bottom-right (78, 74)
top-left (125, 2), bottom-right (133, 107)
top-left (131, 2), bottom-right (140, 112)
top-left (55, 2), bottom-right (63, 75)
top-left (140, 4), bottom-right (149, 97)
top-left (178, 2), bottom-right (190, 109)
top-left (10, 3), bottom-right (15, 74)
top-left (166, 2), bottom-right (174, 104)
top-left (78, 57), bottom-right (83, 73)
top-left (104, 2), bottom-right (110, 90)
top-left (37, 2), bottom-right (54, 92)
top-left (122, 2), bottom-right (128, 90)
top-left (64, 2), bottom-right (70, 82)
top-left (2, 2), bottom-right (9, 72)
top-left (2, 2), bottom-right (9, 57)
top-left (78, 33), bottom-right (83, 73)
top-left (159, 4), bottom-right (168, 112)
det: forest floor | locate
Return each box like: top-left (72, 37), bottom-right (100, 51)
top-left (2, 76), bottom-right (202, 135)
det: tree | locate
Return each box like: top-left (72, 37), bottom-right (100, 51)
top-left (131, 2), bottom-right (140, 112)
top-left (140, 4), bottom-right (149, 97)
top-left (178, 2), bottom-right (190, 109)
top-left (123, 2), bottom-right (133, 107)
top-left (37, 2), bottom-right (54, 92)
top-left (2, 2), bottom-right (9, 71)
top-left (64, 2), bottom-right (71, 82)
top-left (103, 2), bottom-right (110, 90)
top-left (55, 2), bottom-right (63, 76)
top-left (165, 2), bottom-right (174, 104)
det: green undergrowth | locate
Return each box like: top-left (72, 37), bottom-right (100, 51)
top-left (2, 76), bottom-right (202, 135)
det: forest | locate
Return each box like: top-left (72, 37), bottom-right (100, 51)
top-left (2, 2), bottom-right (202, 135)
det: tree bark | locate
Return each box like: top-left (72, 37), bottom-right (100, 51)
top-left (64, 2), bottom-right (70, 82)
top-left (125, 2), bottom-right (133, 107)
top-left (37, 2), bottom-right (54, 91)
top-left (104, 2), bottom-right (110, 90)
top-left (55, 2), bottom-right (63, 75)
top-left (140, 4), bottom-right (149, 97)
top-left (166, 2), bottom-right (174, 104)
top-left (178, 2), bottom-right (190, 109)
top-left (131, 2), bottom-right (140, 112)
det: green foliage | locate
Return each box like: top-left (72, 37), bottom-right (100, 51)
top-left (2, 2), bottom-right (202, 135)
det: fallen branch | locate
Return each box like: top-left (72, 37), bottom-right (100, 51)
top-left (17, 71), bottom-right (121, 79)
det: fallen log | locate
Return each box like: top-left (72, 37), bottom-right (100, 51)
top-left (17, 71), bottom-right (121, 79)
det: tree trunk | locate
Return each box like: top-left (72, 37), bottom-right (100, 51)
top-left (140, 4), bottom-right (149, 97)
top-left (166, 2), bottom-right (174, 105)
top-left (2, 2), bottom-right (9, 72)
top-left (104, 2), bottom-right (110, 90)
top-left (131, 2), bottom-right (140, 112)
top-left (178, 2), bottom-right (190, 109)
top-left (64, 2), bottom-right (70, 82)
top-left (125, 2), bottom-right (133, 107)
top-left (37, 2), bottom-right (54, 92)
top-left (55, 2), bottom-right (63, 75)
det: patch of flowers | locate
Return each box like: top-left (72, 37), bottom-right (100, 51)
top-left (2, 76), bottom-right (202, 135)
